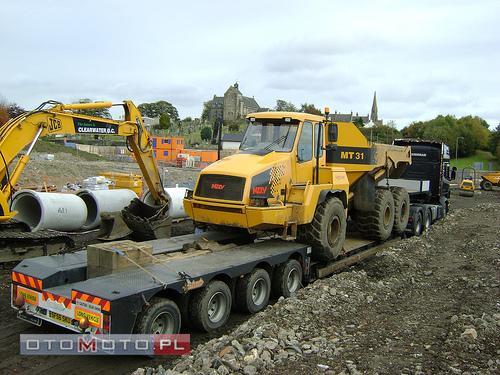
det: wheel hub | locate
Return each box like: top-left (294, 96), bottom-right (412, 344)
top-left (207, 291), bottom-right (226, 323)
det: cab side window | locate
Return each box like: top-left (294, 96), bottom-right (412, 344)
top-left (314, 123), bottom-right (323, 158)
top-left (297, 122), bottom-right (313, 162)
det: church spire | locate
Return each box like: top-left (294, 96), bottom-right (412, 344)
top-left (371, 91), bottom-right (378, 122)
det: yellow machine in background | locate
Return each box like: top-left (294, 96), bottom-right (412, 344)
top-left (0, 100), bottom-right (169, 224)
top-left (184, 109), bottom-right (411, 261)
top-left (459, 167), bottom-right (475, 197)
top-left (480, 171), bottom-right (500, 191)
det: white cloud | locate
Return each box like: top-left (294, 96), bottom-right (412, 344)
top-left (0, 0), bottom-right (498, 128)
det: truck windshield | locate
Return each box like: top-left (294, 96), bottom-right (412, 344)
top-left (240, 120), bottom-right (299, 152)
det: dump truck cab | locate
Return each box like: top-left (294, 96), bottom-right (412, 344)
top-left (184, 112), bottom-right (349, 231)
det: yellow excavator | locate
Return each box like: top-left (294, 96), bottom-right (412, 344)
top-left (0, 100), bottom-right (170, 260)
top-left (184, 109), bottom-right (412, 261)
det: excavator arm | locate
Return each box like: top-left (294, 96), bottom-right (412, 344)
top-left (0, 100), bottom-right (168, 221)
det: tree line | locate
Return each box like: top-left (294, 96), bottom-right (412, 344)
top-left (1, 97), bottom-right (498, 160)
top-left (401, 115), bottom-right (492, 157)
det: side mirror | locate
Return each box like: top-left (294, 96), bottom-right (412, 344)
top-left (328, 123), bottom-right (338, 143)
top-left (450, 169), bottom-right (456, 180)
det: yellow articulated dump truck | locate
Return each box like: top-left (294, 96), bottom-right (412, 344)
top-left (184, 109), bottom-right (411, 261)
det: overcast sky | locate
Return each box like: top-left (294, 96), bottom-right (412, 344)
top-left (1, 0), bottom-right (499, 128)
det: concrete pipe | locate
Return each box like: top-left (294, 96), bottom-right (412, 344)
top-left (76, 189), bottom-right (138, 230)
top-left (11, 190), bottom-right (87, 232)
top-left (142, 186), bottom-right (188, 219)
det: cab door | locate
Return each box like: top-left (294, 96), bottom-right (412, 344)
top-left (294, 121), bottom-right (314, 184)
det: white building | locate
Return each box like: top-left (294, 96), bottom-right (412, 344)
top-left (221, 133), bottom-right (244, 150)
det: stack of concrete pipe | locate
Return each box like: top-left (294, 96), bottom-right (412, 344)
top-left (11, 189), bottom-right (137, 232)
top-left (10, 185), bottom-right (189, 232)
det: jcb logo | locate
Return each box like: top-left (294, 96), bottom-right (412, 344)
top-left (47, 118), bottom-right (62, 133)
top-left (252, 186), bottom-right (268, 195)
top-left (211, 183), bottom-right (225, 190)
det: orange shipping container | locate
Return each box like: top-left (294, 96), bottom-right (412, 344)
top-left (201, 150), bottom-right (218, 163)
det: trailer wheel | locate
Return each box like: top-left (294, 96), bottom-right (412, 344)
top-left (299, 196), bottom-right (346, 261)
top-left (424, 209), bottom-right (432, 230)
top-left (483, 180), bottom-right (493, 191)
top-left (390, 187), bottom-right (410, 234)
top-left (272, 259), bottom-right (302, 298)
top-left (189, 280), bottom-right (231, 332)
top-left (412, 211), bottom-right (423, 236)
top-left (236, 268), bottom-right (271, 313)
top-left (134, 297), bottom-right (181, 334)
top-left (357, 188), bottom-right (395, 241)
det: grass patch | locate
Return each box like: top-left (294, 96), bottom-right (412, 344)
top-left (450, 150), bottom-right (499, 170)
top-left (33, 139), bottom-right (104, 161)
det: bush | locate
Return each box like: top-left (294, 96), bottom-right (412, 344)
top-left (201, 126), bottom-right (212, 141)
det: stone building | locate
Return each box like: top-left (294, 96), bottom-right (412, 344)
top-left (204, 83), bottom-right (261, 123)
top-left (330, 91), bottom-right (383, 126)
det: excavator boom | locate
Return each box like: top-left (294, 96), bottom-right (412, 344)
top-left (0, 100), bottom-right (168, 221)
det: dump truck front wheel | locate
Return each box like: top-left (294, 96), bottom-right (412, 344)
top-left (391, 187), bottom-right (410, 234)
top-left (299, 196), bottom-right (346, 261)
top-left (134, 297), bottom-right (181, 334)
top-left (357, 188), bottom-right (395, 241)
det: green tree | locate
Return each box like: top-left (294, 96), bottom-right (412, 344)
top-left (201, 102), bottom-right (211, 122)
top-left (274, 99), bottom-right (297, 112)
top-left (72, 98), bottom-right (111, 118)
top-left (138, 100), bottom-right (179, 121)
top-left (201, 126), bottom-right (212, 141)
top-left (299, 103), bottom-right (322, 115)
top-left (488, 124), bottom-right (500, 157)
top-left (157, 112), bottom-right (171, 131)
top-left (353, 117), bottom-right (364, 128)
top-left (361, 124), bottom-right (401, 144)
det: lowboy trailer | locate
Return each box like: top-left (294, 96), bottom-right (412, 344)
top-left (10, 140), bottom-right (452, 336)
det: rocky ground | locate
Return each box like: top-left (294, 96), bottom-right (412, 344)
top-left (136, 190), bottom-right (499, 375)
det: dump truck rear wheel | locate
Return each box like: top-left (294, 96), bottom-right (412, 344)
top-left (272, 259), bottom-right (302, 298)
top-left (189, 280), bottom-right (231, 332)
top-left (299, 197), bottom-right (346, 261)
top-left (391, 187), bottom-right (410, 234)
top-left (483, 181), bottom-right (493, 191)
top-left (235, 268), bottom-right (271, 314)
top-left (134, 297), bottom-right (181, 334)
top-left (357, 188), bottom-right (395, 241)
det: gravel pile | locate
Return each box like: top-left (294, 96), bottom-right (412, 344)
top-left (134, 202), bottom-right (499, 375)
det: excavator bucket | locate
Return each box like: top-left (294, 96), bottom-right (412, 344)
top-left (98, 212), bottom-right (133, 241)
top-left (121, 198), bottom-right (172, 241)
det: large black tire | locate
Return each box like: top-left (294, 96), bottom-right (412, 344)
top-left (272, 259), bottom-right (303, 298)
top-left (189, 280), bottom-right (231, 332)
top-left (483, 180), bottom-right (493, 191)
top-left (412, 211), bottom-right (423, 236)
top-left (235, 268), bottom-right (271, 314)
top-left (390, 187), bottom-right (410, 234)
top-left (134, 297), bottom-right (181, 334)
top-left (357, 188), bottom-right (395, 241)
top-left (298, 197), bottom-right (346, 261)
top-left (423, 208), bottom-right (432, 231)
